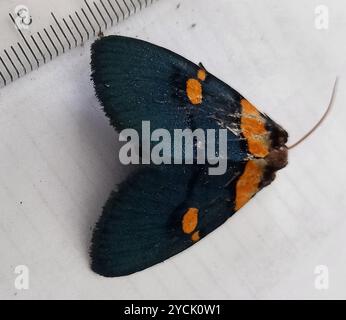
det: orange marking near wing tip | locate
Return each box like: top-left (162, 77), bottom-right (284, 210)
top-left (197, 69), bottom-right (206, 81)
top-left (186, 79), bottom-right (203, 105)
top-left (191, 231), bottom-right (200, 242)
top-left (182, 208), bottom-right (199, 234)
top-left (240, 99), bottom-right (269, 158)
top-left (235, 160), bottom-right (264, 211)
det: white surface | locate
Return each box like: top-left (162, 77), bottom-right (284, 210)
top-left (0, 0), bottom-right (346, 299)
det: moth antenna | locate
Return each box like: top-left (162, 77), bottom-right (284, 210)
top-left (288, 77), bottom-right (338, 150)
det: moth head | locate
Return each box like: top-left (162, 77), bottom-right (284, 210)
top-left (239, 98), bottom-right (288, 157)
top-left (238, 98), bottom-right (289, 192)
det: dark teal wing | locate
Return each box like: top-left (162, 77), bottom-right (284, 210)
top-left (90, 36), bottom-right (288, 277)
top-left (90, 165), bottom-right (196, 277)
top-left (90, 36), bottom-right (249, 277)
top-left (181, 162), bottom-right (245, 239)
top-left (90, 162), bottom-right (245, 277)
top-left (91, 36), bottom-right (248, 162)
top-left (91, 36), bottom-right (192, 134)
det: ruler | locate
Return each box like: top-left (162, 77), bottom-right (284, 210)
top-left (0, 0), bottom-right (157, 88)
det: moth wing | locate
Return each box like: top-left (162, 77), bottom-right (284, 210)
top-left (181, 163), bottom-right (243, 238)
top-left (91, 36), bottom-right (193, 134)
top-left (90, 36), bottom-right (289, 276)
top-left (90, 165), bottom-right (197, 277)
top-left (91, 160), bottom-right (258, 277)
top-left (91, 36), bottom-right (256, 162)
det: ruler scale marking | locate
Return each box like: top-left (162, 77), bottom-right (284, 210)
top-left (69, 15), bottom-right (84, 43)
top-left (17, 42), bottom-right (33, 72)
top-left (11, 45), bottom-right (27, 75)
top-left (107, 0), bottom-right (120, 23)
top-left (4, 49), bottom-right (20, 78)
top-left (31, 35), bottom-right (46, 64)
top-left (75, 11), bottom-right (90, 41)
top-left (100, 0), bottom-right (114, 27)
top-left (51, 12), bottom-right (72, 50)
top-left (37, 31), bottom-right (53, 61)
top-left (122, 0), bottom-right (132, 17)
top-left (44, 28), bottom-right (59, 57)
top-left (63, 18), bottom-right (78, 48)
top-left (0, 56), bottom-right (13, 82)
top-left (130, 0), bottom-right (137, 14)
top-left (114, 0), bottom-right (126, 20)
top-left (0, 71), bottom-right (6, 86)
top-left (0, 0), bottom-right (157, 88)
top-left (85, 0), bottom-right (102, 35)
top-left (50, 25), bottom-right (65, 54)
top-left (94, 2), bottom-right (107, 30)
top-left (137, 0), bottom-right (142, 11)
top-left (81, 8), bottom-right (96, 37)
top-left (9, 13), bottom-right (40, 69)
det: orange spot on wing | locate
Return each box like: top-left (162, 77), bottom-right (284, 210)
top-left (197, 69), bottom-right (206, 81)
top-left (186, 79), bottom-right (203, 105)
top-left (182, 208), bottom-right (199, 234)
top-left (191, 231), bottom-right (200, 242)
top-left (235, 160), bottom-right (264, 211)
top-left (240, 99), bottom-right (269, 158)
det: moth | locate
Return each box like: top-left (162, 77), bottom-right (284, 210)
top-left (89, 36), bottom-right (290, 277)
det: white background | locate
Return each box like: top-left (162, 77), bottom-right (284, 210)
top-left (0, 0), bottom-right (346, 299)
